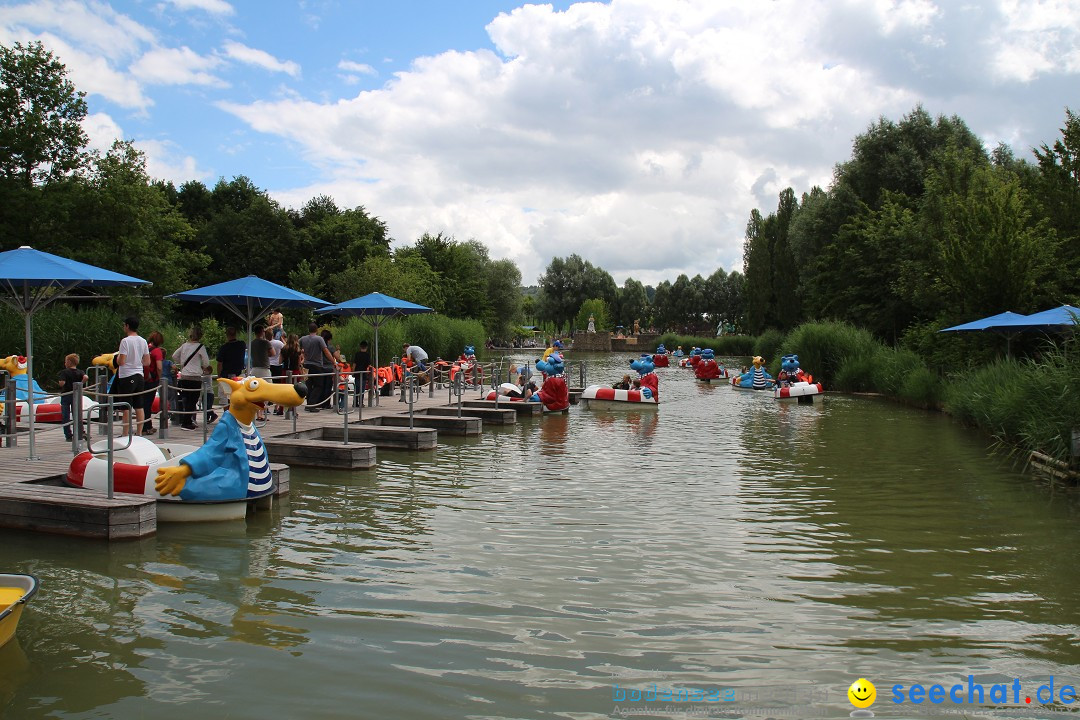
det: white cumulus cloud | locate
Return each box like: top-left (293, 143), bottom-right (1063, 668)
top-left (223, 40), bottom-right (300, 77)
top-left (164, 0), bottom-right (234, 15)
top-left (131, 46), bottom-right (225, 86)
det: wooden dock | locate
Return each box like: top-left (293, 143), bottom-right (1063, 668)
top-left (0, 382), bottom-right (510, 538)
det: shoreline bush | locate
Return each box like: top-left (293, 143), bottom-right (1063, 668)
top-left (654, 333), bottom-right (755, 356)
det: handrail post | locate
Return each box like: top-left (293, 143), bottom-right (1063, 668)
top-left (96, 372), bottom-right (108, 436)
top-left (342, 374), bottom-right (350, 445)
top-left (202, 375), bottom-right (211, 444)
top-left (72, 381), bottom-right (83, 455)
top-left (455, 372), bottom-right (463, 418)
top-left (106, 395), bottom-right (115, 499)
top-left (333, 365), bottom-right (341, 414)
top-left (287, 370), bottom-right (297, 433)
top-left (4, 378), bottom-right (15, 447)
top-left (407, 376), bottom-right (415, 429)
top-left (158, 376), bottom-right (169, 439)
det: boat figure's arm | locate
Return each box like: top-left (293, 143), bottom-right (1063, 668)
top-left (155, 464), bottom-right (191, 496)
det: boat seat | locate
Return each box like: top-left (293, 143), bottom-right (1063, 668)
top-left (88, 435), bottom-right (166, 465)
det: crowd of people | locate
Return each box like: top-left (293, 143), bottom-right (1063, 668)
top-left (66, 312), bottom-right (425, 437)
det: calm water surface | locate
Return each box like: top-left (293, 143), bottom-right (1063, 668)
top-left (2, 353), bottom-right (1079, 719)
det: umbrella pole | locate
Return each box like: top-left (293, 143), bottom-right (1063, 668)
top-left (246, 298), bottom-right (253, 375)
top-left (25, 312), bottom-right (37, 460)
top-left (374, 320), bottom-right (379, 408)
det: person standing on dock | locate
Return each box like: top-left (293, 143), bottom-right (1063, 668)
top-left (301, 323), bottom-right (334, 412)
top-left (114, 316), bottom-right (150, 438)
top-left (352, 340), bottom-right (372, 407)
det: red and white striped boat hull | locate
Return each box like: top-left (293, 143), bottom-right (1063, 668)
top-left (580, 385), bottom-right (658, 410)
top-left (774, 381), bottom-right (825, 402)
top-left (65, 437), bottom-right (265, 522)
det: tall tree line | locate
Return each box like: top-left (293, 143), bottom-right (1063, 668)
top-left (742, 106), bottom-right (1076, 342)
top-left (534, 254), bottom-right (745, 334)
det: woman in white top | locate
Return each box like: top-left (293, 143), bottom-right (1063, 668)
top-left (172, 326), bottom-right (212, 430)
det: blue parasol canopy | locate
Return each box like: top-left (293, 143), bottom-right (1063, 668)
top-left (983, 304), bottom-right (1080, 330)
top-left (939, 311), bottom-right (1027, 332)
top-left (317, 292), bottom-right (433, 317)
top-left (0, 246), bottom-right (150, 459)
top-left (169, 276), bottom-right (329, 372)
top-left (317, 293), bottom-right (433, 405)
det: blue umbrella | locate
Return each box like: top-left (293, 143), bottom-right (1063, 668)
top-left (168, 276), bottom-right (329, 372)
top-left (983, 304), bottom-right (1080, 330)
top-left (939, 311), bottom-right (1027, 332)
top-left (0, 246), bottom-right (150, 459)
top-left (316, 292), bottom-right (433, 405)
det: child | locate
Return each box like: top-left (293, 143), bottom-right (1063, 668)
top-left (335, 359), bottom-right (352, 409)
top-left (57, 353), bottom-right (88, 442)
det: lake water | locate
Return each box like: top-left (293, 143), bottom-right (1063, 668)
top-left (2, 352), bottom-right (1079, 719)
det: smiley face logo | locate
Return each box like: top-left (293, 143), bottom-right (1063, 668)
top-left (847, 678), bottom-right (876, 708)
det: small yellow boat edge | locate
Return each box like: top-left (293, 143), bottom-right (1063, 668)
top-left (0, 574), bottom-right (39, 649)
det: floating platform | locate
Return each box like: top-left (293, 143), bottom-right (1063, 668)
top-left (420, 406), bottom-right (517, 426)
top-left (283, 425), bottom-right (437, 451)
top-left (262, 435), bottom-right (376, 470)
top-left (362, 414), bottom-right (482, 437)
top-left (0, 484), bottom-right (155, 540)
top-left (462, 400), bottom-right (543, 417)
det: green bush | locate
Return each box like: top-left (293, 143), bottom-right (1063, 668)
top-left (439, 317), bottom-right (486, 361)
top-left (901, 318), bottom-right (1003, 374)
top-left (943, 347), bottom-right (1080, 462)
top-left (653, 333), bottom-right (756, 357)
top-left (897, 366), bottom-right (943, 407)
top-left (875, 347), bottom-right (924, 396)
top-left (753, 329), bottom-right (786, 362)
top-left (782, 321), bottom-right (880, 383)
top-left (833, 351), bottom-right (879, 392)
top-left (322, 315), bottom-right (485, 367)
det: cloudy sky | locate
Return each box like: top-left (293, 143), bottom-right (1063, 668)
top-left (1, 1), bottom-right (1077, 287)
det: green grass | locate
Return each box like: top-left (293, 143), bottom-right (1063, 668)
top-left (944, 346), bottom-right (1080, 463)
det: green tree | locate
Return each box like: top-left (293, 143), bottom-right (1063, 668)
top-left (326, 254), bottom-right (444, 309)
top-left (742, 209), bottom-right (771, 334)
top-left (484, 258), bottom-right (523, 338)
top-left (0, 41), bottom-right (89, 187)
top-left (536, 254), bottom-right (616, 332)
top-left (296, 195), bottom-right (391, 288)
top-left (192, 177), bottom-right (300, 286)
top-left (651, 280), bottom-right (672, 330)
top-left (574, 298), bottom-right (611, 333)
top-left (71, 141), bottom-right (206, 299)
top-left (1033, 108), bottom-right (1080, 278)
top-left (398, 233), bottom-right (488, 319)
top-left (924, 146), bottom-right (1061, 317)
top-left (811, 195), bottom-right (920, 340)
top-left (615, 277), bottom-right (648, 329)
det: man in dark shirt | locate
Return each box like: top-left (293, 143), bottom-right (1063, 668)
top-left (216, 326), bottom-right (246, 410)
top-left (216, 326), bottom-right (246, 378)
top-left (299, 323), bottom-right (334, 411)
top-left (352, 340), bottom-right (372, 407)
